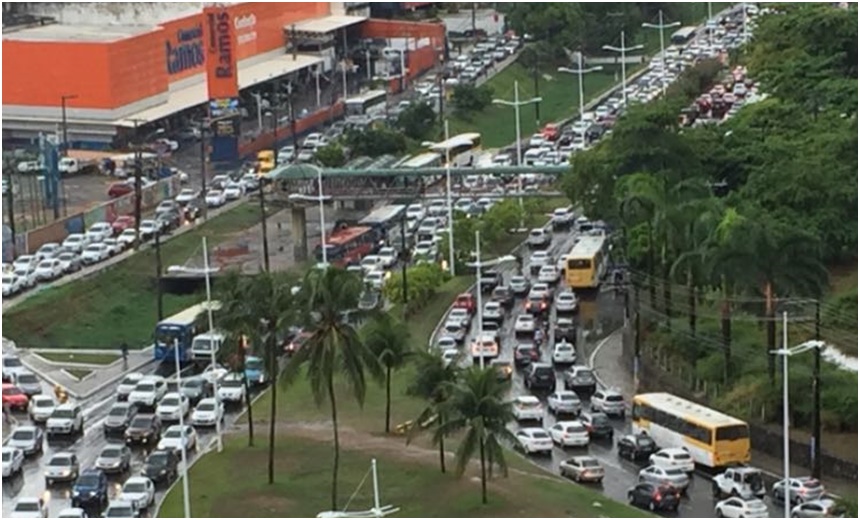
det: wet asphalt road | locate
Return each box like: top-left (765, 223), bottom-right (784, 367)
top-left (437, 225), bottom-right (787, 519)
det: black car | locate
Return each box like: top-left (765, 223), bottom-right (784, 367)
top-left (479, 269), bottom-right (503, 292)
top-left (525, 294), bottom-right (549, 316)
top-left (142, 449), bottom-right (179, 485)
top-left (627, 482), bottom-right (680, 512)
top-left (103, 402), bottom-right (139, 436)
top-left (71, 469), bottom-right (109, 511)
top-left (490, 286), bottom-right (514, 309)
top-left (524, 363), bottom-right (556, 392)
top-left (183, 201), bottom-right (202, 223)
top-left (554, 318), bottom-right (577, 344)
top-left (514, 343), bottom-right (539, 367)
top-left (617, 433), bottom-right (659, 461)
top-left (155, 209), bottom-right (182, 232)
top-left (580, 411), bottom-right (614, 439)
top-left (124, 414), bottom-right (161, 446)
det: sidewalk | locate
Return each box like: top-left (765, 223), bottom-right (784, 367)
top-left (588, 328), bottom-right (857, 499)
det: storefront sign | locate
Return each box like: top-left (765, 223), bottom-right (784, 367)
top-left (234, 14), bottom-right (257, 46)
top-left (205, 7), bottom-right (239, 99)
top-left (166, 23), bottom-right (205, 75)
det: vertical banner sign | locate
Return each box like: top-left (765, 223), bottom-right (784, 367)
top-left (205, 7), bottom-right (241, 162)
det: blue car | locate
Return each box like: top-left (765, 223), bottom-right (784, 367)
top-left (244, 356), bottom-right (268, 386)
top-left (71, 468), bottom-right (108, 511)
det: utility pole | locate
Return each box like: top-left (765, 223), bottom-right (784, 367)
top-left (602, 31), bottom-right (644, 107)
top-left (155, 230), bottom-right (164, 321)
top-left (129, 119), bottom-right (145, 249)
top-left (532, 55), bottom-right (540, 125)
top-left (399, 213), bottom-right (408, 317)
top-left (812, 300), bottom-right (822, 479)
top-left (471, 3), bottom-right (477, 45)
top-left (4, 165), bottom-right (16, 256)
top-left (60, 94), bottom-right (78, 157)
top-left (633, 281), bottom-right (641, 391)
top-left (200, 120), bottom-right (208, 220)
top-left (287, 82), bottom-right (298, 163)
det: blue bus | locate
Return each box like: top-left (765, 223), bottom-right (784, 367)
top-left (153, 302), bottom-right (221, 362)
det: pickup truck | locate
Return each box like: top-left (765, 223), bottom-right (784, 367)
top-left (58, 157), bottom-right (100, 176)
top-left (479, 269), bottom-right (503, 292)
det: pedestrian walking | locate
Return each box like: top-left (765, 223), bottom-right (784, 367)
top-left (120, 342), bottom-right (129, 370)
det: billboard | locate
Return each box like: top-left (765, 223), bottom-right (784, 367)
top-left (205, 6), bottom-right (240, 162)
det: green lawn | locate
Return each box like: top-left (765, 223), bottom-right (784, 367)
top-left (3, 201), bottom-right (283, 350)
top-left (37, 352), bottom-right (119, 365)
top-left (64, 368), bottom-right (92, 380)
top-left (450, 62), bottom-right (622, 148)
top-left (158, 435), bottom-right (650, 519)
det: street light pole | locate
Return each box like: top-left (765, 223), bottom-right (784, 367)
top-left (444, 120), bottom-right (455, 277)
top-left (492, 81), bottom-right (541, 231)
top-left (174, 339), bottom-right (192, 519)
top-left (202, 236), bottom-right (223, 453)
top-left (60, 94), bottom-right (78, 158)
top-left (781, 311), bottom-right (790, 520)
top-left (250, 92), bottom-right (264, 132)
top-left (558, 59), bottom-right (603, 126)
top-left (317, 167), bottom-right (328, 266)
top-left (602, 31), bottom-right (644, 107)
top-left (474, 229), bottom-right (484, 370)
top-left (641, 11), bottom-right (680, 96)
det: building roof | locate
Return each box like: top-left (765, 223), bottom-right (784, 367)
top-left (291, 14), bottom-right (367, 34)
top-left (115, 54), bottom-right (323, 127)
top-left (3, 24), bottom-right (156, 43)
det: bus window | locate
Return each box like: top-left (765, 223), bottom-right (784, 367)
top-left (716, 425), bottom-right (749, 441)
top-left (568, 259), bottom-right (591, 270)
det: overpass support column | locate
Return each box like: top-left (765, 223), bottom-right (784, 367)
top-left (291, 206), bottom-right (308, 262)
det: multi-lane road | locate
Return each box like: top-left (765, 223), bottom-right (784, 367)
top-left (433, 224), bottom-right (790, 518)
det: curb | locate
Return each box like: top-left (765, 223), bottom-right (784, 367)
top-left (20, 354), bottom-right (156, 400)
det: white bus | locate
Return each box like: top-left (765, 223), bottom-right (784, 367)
top-left (345, 90), bottom-right (388, 118)
top-left (671, 26), bottom-right (697, 45)
top-left (427, 132), bottom-right (482, 167)
top-left (358, 204), bottom-right (407, 248)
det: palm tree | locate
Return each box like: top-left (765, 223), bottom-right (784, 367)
top-left (406, 349), bottom-right (462, 473)
top-left (435, 367), bottom-right (516, 505)
top-left (363, 314), bottom-right (411, 434)
top-left (712, 210), bottom-right (829, 384)
top-left (284, 267), bottom-right (382, 510)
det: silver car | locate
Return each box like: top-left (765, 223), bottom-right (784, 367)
top-left (560, 456), bottom-right (605, 483)
top-left (638, 465), bottom-right (690, 491)
top-left (555, 291), bottom-right (578, 313)
top-left (44, 452), bottom-right (80, 486)
top-left (441, 321), bottom-right (466, 343)
top-left (5, 426), bottom-right (43, 456)
top-left (547, 390), bottom-right (582, 416)
top-left (13, 371), bottom-right (42, 396)
top-left (772, 477), bottom-right (825, 505)
top-left (95, 444), bottom-right (132, 474)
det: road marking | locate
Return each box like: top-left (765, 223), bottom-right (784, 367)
top-left (587, 329), bottom-right (621, 392)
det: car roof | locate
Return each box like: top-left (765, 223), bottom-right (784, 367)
top-left (519, 427), bottom-right (547, 434)
top-left (516, 395), bottom-right (540, 403)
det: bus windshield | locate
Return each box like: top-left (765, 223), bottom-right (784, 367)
top-left (568, 259), bottom-right (591, 270)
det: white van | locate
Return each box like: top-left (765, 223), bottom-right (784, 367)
top-left (523, 148), bottom-right (545, 166)
top-left (191, 331), bottom-right (225, 361)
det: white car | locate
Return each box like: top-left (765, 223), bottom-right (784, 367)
top-left (43, 451), bottom-right (79, 485)
top-left (528, 228), bottom-right (551, 247)
top-left (154, 137), bottom-right (180, 151)
top-left (218, 373), bottom-right (246, 403)
top-left (529, 282), bottom-right (552, 300)
top-left (80, 243), bottom-right (110, 265)
top-left (223, 182), bottom-right (245, 200)
top-left (714, 498), bottom-right (769, 518)
top-left (102, 237), bottom-right (123, 256)
top-left (528, 134), bottom-right (546, 147)
top-left (157, 424), bottom-right (198, 453)
top-left (538, 265), bottom-right (559, 284)
top-left (590, 389), bottom-right (626, 417)
top-left (103, 501), bottom-right (137, 519)
top-left (28, 395), bottom-right (56, 423)
top-left (118, 228), bottom-right (138, 247)
top-left (551, 207), bottom-right (575, 228)
top-left (119, 476), bottom-right (156, 511)
top-left (516, 428), bottom-right (553, 455)
top-left (62, 233), bottom-right (90, 253)
top-left (175, 188), bottom-right (198, 204)
top-left (2, 447), bottom-right (24, 477)
top-left (649, 447), bottom-right (695, 473)
top-left (33, 258), bottom-right (63, 281)
top-left (86, 222), bottom-right (113, 243)
top-left (46, 403), bottom-right (84, 435)
top-left (205, 189), bottom-right (227, 207)
top-left (413, 241), bottom-right (437, 259)
top-left (10, 498), bottom-right (48, 518)
top-left (156, 392), bottom-right (190, 422)
top-left (12, 269), bottom-right (36, 290)
top-left (512, 395), bottom-right (544, 422)
top-left (552, 340), bottom-right (577, 365)
top-left (139, 219), bottom-right (160, 239)
top-left (2, 273), bottom-right (23, 296)
top-left (303, 132), bottom-right (324, 147)
top-left (363, 270), bottom-right (386, 291)
top-left (405, 203), bottom-right (425, 221)
top-left (17, 161), bottom-right (41, 173)
top-left (555, 291), bottom-right (578, 313)
top-left (128, 376), bottom-right (167, 407)
top-left (529, 250), bottom-right (550, 272)
top-left (117, 372), bottom-right (145, 401)
top-left (360, 255), bottom-right (384, 274)
top-left (56, 508), bottom-right (87, 518)
top-left (12, 255), bottom-right (38, 273)
top-left (448, 308), bottom-right (471, 328)
top-left (190, 397), bottom-right (224, 427)
top-left (481, 301), bottom-right (504, 322)
top-left (549, 420), bottom-right (590, 447)
top-left (377, 247), bottom-right (397, 268)
top-left (35, 242), bottom-right (61, 261)
top-left (441, 348), bottom-right (459, 367)
top-left (201, 364), bottom-right (229, 386)
top-left (514, 314), bottom-right (536, 334)
top-left (547, 390), bottom-right (582, 416)
top-left (240, 173), bottom-right (260, 191)
top-left (435, 336), bottom-right (458, 352)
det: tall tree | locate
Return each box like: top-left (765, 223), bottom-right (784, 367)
top-left (436, 367), bottom-right (516, 505)
top-left (363, 314), bottom-right (411, 434)
top-left (406, 349), bottom-right (462, 474)
top-left (284, 267), bottom-right (382, 510)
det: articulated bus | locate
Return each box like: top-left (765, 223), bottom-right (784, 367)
top-left (316, 224), bottom-right (381, 267)
top-left (562, 235), bottom-right (609, 289)
top-left (427, 132), bottom-right (482, 167)
top-left (153, 301), bottom-right (221, 362)
top-left (632, 393), bottom-right (751, 468)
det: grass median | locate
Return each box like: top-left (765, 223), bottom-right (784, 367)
top-left (37, 352), bottom-right (119, 365)
top-left (3, 201), bottom-right (281, 350)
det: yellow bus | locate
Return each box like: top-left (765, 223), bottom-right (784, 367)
top-left (562, 235), bottom-right (608, 289)
top-left (257, 150), bottom-right (276, 175)
top-left (632, 393), bottom-right (751, 468)
top-left (427, 132), bottom-right (482, 167)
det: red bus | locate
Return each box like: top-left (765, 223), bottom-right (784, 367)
top-left (315, 224), bottom-right (380, 267)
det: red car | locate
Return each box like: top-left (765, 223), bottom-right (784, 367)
top-left (107, 182), bottom-right (134, 198)
top-left (452, 293), bottom-right (476, 315)
top-left (2, 383), bottom-right (29, 410)
top-left (111, 215), bottom-right (136, 235)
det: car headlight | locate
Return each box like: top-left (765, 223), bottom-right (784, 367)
top-left (72, 490), bottom-right (81, 497)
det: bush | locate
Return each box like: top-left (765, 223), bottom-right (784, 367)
top-left (383, 262), bottom-right (452, 315)
top-left (314, 143), bottom-right (346, 167)
top-left (452, 84), bottom-right (494, 116)
top-left (343, 128), bottom-right (407, 158)
top-left (397, 101), bottom-right (437, 140)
